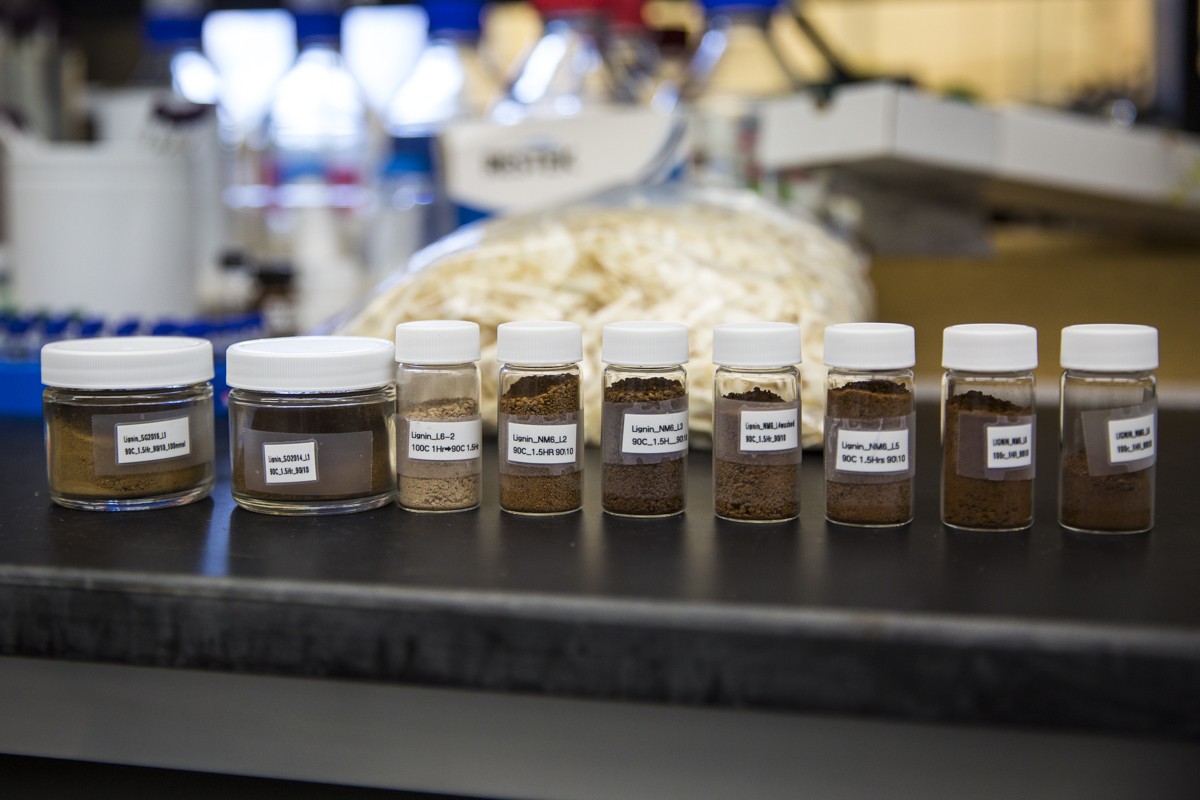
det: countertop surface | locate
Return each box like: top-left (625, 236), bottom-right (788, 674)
top-left (1, 407), bottom-right (1198, 739)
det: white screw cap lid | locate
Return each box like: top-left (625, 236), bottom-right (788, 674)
top-left (41, 336), bottom-right (214, 390)
top-left (712, 322), bottom-right (802, 367)
top-left (823, 322), bottom-right (915, 370)
top-left (395, 320), bottom-right (480, 364)
top-left (602, 321), bottom-right (689, 366)
top-left (942, 324), bottom-right (1038, 371)
top-left (1061, 324), bottom-right (1158, 371)
top-left (496, 321), bottom-right (582, 365)
top-left (226, 336), bottom-right (395, 392)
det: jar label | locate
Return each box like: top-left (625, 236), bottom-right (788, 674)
top-left (1080, 403), bottom-right (1156, 476)
top-left (114, 416), bottom-right (191, 465)
top-left (506, 421), bottom-right (578, 465)
top-left (985, 423), bottom-right (1033, 469)
top-left (833, 426), bottom-right (911, 474)
top-left (621, 410), bottom-right (689, 455)
top-left (739, 408), bottom-right (799, 452)
top-left (262, 440), bottom-right (319, 484)
top-left (407, 419), bottom-right (483, 461)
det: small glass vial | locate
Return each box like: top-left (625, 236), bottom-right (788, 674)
top-left (601, 321), bottom-right (690, 517)
top-left (823, 323), bottom-right (915, 527)
top-left (496, 321), bottom-right (583, 515)
top-left (1059, 324), bottom-right (1157, 534)
top-left (42, 336), bottom-right (216, 511)
top-left (712, 322), bottom-right (802, 522)
top-left (227, 336), bottom-right (396, 515)
top-left (394, 320), bottom-right (483, 512)
top-left (941, 324), bottom-right (1038, 531)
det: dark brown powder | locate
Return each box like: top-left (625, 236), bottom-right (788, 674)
top-left (46, 401), bottom-right (213, 501)
top-left (942, 390), bottom-right (1033, 530)
top-left (500, 372), bottom-right (582, 514)
top-left (714, 388), bottom-right (799, 522)
top-left (826, 379), bottom-right (913, 526)
top-left (603, 376), bottom-right (687, 517)
top-left (1060, 451), bottom-right (1153, 532)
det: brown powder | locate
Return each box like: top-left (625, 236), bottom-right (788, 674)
top-left (825, 379), bottom-right (913, 526)
top-left (603, 376), bottom-right (687, 517)
top-left (714, 388), bottom-right (800, 522)
top-left (398, 396), bottom-right (481, 512)
top-left (500, 372), bottom-right (582, 514)
top-left (942, 390), bottom-right (1033, 530)
top-left (1060, 451), bottom-right (1153, 532)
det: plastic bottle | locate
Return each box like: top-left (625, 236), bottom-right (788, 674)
top-left (603, 0), bottom-right (660, 105)
top-left (684, 0), bottom-right (795, 193)
top-left (134, 0), bottom-right (220, 105)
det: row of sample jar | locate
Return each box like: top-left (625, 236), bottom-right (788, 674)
top-left (39, 321), bottom-right (1158, 534)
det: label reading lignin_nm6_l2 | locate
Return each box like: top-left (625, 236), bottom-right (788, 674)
top-left (263, 440), bottom-right (319, 484)
top-left (115, 416), bottom-right (191, 465)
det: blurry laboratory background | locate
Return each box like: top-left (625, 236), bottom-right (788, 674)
top-left (1, 0), bottom-right (1199, 415)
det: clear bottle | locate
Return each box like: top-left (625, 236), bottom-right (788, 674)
top-left (491, 0), bottom-right (614, 123)
top-left (41, 337), bottom-right (216, 511)
top-left (496, 321), bottom-right (584, 515)
top-left (823, 323), bottom-right (915, 528)
top-left (684, 0), bottom-right (795, 193)
top-left (394, 320), bottom-right (483, 512)
top-left (226, 336), bottom-right (395, 515)
top-left (941, 324), bottom-right (1038, 532)
top-left (601, 321), bottom-right (689, 517)
top-left (603, 0), bottom-right (660, 106)
top-left (712, 322), bottom-right (802, 522)
top-left (1059, 324), bottom-right (1157, 534)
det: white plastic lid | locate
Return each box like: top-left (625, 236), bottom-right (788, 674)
top-left (496, 321), bottom-right (582, 365)
top-left (602, 321), bottom-right (689, 366)
top-left (942, 324), bottom-right (1038, 371)
top-left (1061, 324), bottom-right (1158, 371)
top-left (395, 320), bottom-right (481, 364)
top-left (823, 322), bottom-right (915, 370)
top-left (712, 322), bottom-right (802, 367)
top-left (41, 336), bottom-right (214, 390)
top-left (226, 336), bottom-right (395, 392)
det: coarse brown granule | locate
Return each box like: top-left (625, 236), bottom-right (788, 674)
top-left (725, 387), bottom-right (784, 403)
top-left (499, 373), bottom-right (579, 415)
top-left (1060, 451), bottom-right (1152, 532)
top-left (499, 471), bottom-right (582, 514)
top-left (942, 390), bottom-right (1033, 530)
top-left (46, 402), bottom-right (212, 500)
top-left (398, 396), bottom-right (481, 512)
top-left (602, 376), bottom-right (687, 516)
top-left (826, 379), bottom-right (913, 526)
top-left (714, 460), bottom-right (798, 521)
top-left (603, 460), bottom-right (686, 516)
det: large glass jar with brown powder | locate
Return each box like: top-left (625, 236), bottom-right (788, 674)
top-left (712, 322), bottom-right (802, 522)
top-left (1059, 324), bottom-right (1157, 534)
top-left (601, 321), bottom-right (689, 517)
top-left (823, 323), bottom-right (915, 527)
top-left (42, 337), bottom-right (216, 511)
top-left (394, 321), bottom-right (482, 513)
top-left (941, 324), bottom-right (1038, 531)
top-left (227, 336), bottom-right (396, 516)
top-left (497, 321), bottom-right (584, 515)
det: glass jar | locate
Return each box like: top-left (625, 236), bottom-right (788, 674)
top-left (226, 336), bottom-right (396, 515)
top-left (394, 320), bottom-right (482, 512)
top-left (941, 324), bottom-right (1038, 532)
top-left (823, 323), bottom-right (915, 527)
top-left (496, 321), bottom-right (583, 515)
top-left (712, 322), bottom-right (802, 522)
top-left (41, 336), bottom-right (216, 511)
top-left (1059, 324), bottom-right (1157, 534)
top-left (601, 321), bottom-right (689, 517)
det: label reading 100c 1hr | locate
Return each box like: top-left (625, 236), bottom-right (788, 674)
top-left (262, 440), bottom-right (318, 484)
top-left (621, 411), bottom-right (688, 455)
top-left (507, 422), bottom-right (577, 465)
top-left (115, 416), bottom-right (191, 465)
top-left (408, 419), bottom-right (483, 461)
top-left (1107, 414), bottom-right (1155, 464)
top-left (985, 423), bottom-right (1033, 470)
top-left (740, 408), bottom-right (799, 452)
